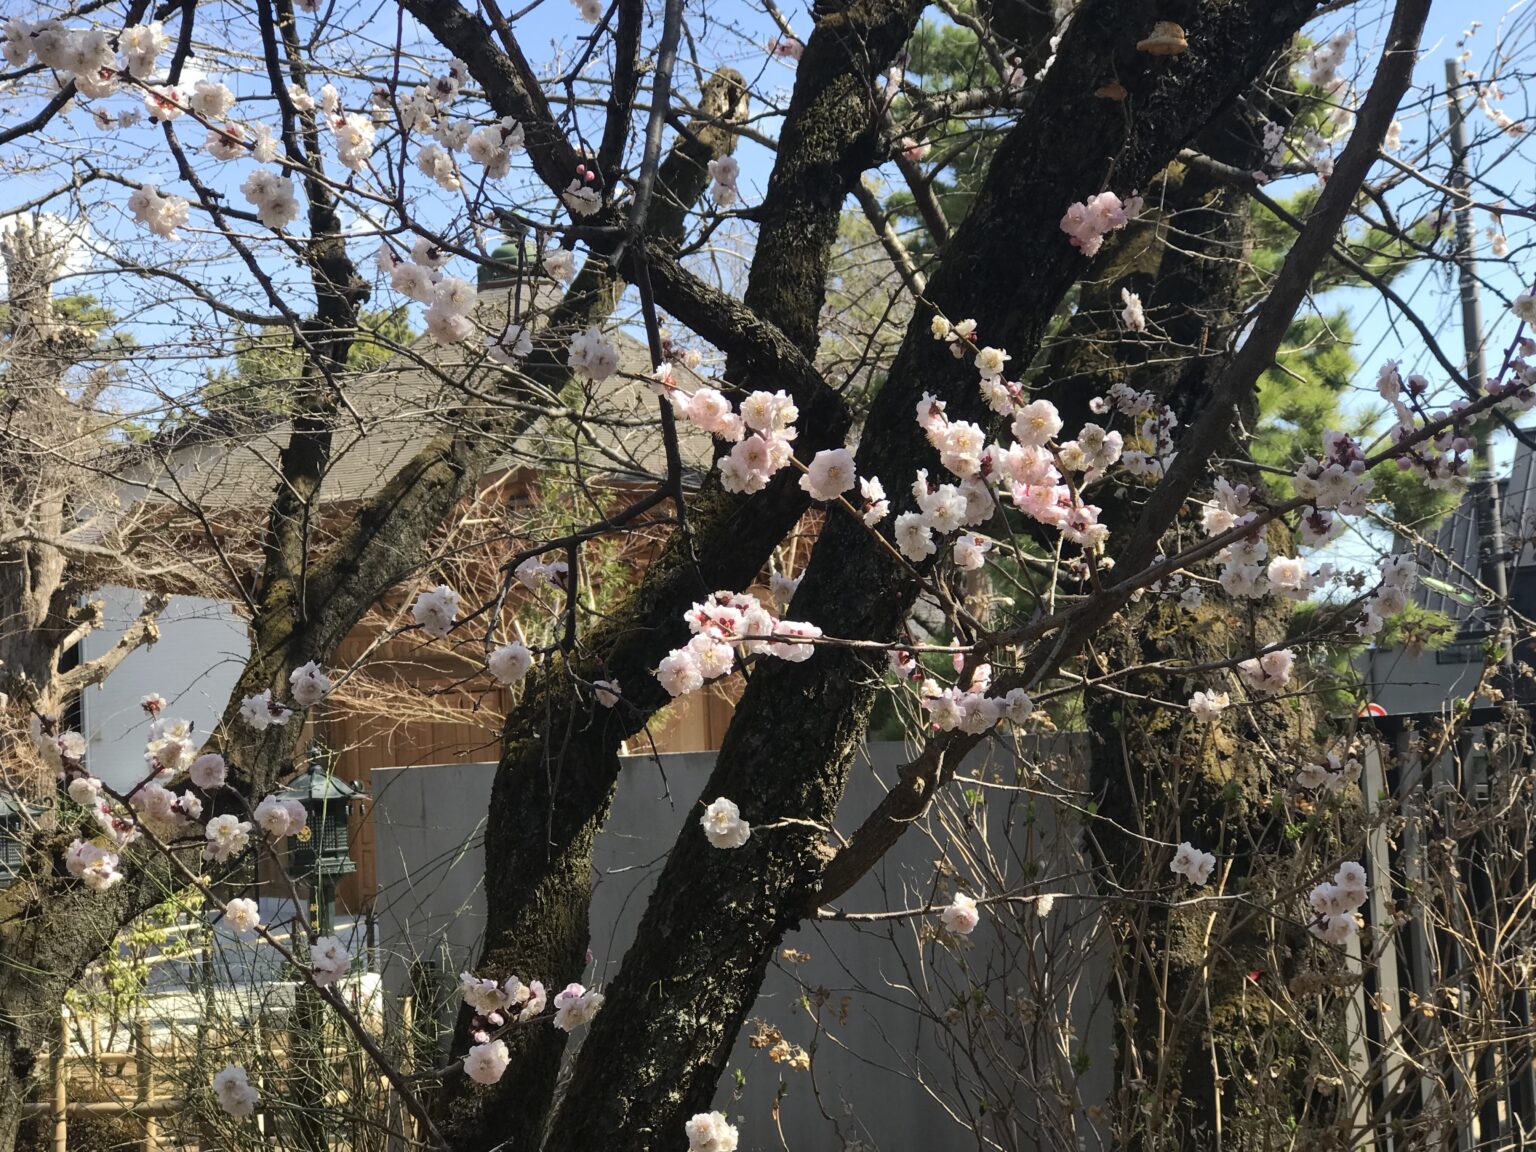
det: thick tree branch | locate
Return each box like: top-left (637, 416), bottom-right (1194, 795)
top-left (817, 0), bottom-right (1432, 912)
top-left (541, 2), bottom-right (1341, 1146)
top-left (54, 593), bottom-right (169, 696)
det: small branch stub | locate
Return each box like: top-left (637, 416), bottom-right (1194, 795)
top-left (1137, 21), bottom-right (1189, 56)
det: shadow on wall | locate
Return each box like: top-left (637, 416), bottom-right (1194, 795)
top-left (371, 739), bottom-right (1112, 1152)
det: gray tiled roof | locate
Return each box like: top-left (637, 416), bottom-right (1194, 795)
top-left (120, 285), bottom-right (713, 511)
top-left (1413, 436), bottom-right (1536, 631)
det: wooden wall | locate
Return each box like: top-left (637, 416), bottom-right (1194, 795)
top-left (322, 625), bottom-right (740, 914)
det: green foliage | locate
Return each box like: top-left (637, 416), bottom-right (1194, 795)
top-left (66, 890), bottom-right (208, 1035)
top-left (881, 15), bottom-right (1010, 257)
top-left (201, 307), bottom-right (416, 418)
top-left (0, 292), bottom-right (131, 356)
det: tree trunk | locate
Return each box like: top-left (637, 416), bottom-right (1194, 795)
top-left (539, 3), bottom-right (1326, 1148)
top-left (439, 6), bottom-right (926, 1146)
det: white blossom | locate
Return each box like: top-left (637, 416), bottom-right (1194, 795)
top-left (1237, 649), bottom-right (1294, 694)
top-left (127, 183), bottom-right (190, 240)
top-left (310, 935), bottom-right (351, 986)
top-left (799, 449), bottom-right (856, 501)
top-left (191, 752), bottom-right (227, 790)
top-left (240, 690), bottom-right (292, 731)
top-left (465, 1039), bottom-right (511, 1084)
top-left (188, 79), bottom-right (236, 120)
top-left (204, 815), bottom-right (252, 862)
top-left (224, 898), bottom-right (261, 933)
top-left (1169, 841), bottom-right (1216, 886)
top-left (488, 642), bottom-right (534, 686)
top-left (212, 1065), bottom-right (259, 1117)
top-left (552, 982), bottom-right (604, 1031)
top-left (288, 661), bottom-right (332, 707)
top-left (412, 584), bottom-right (461, 639)
top-left (940, 891), bottom-right (981, 935)
top-left (685, 1111), bottom-right (740, 1152)
top-left (1188, 690), bottom-right (1230, 722)
top-left (253, 796), bottom-right (306, 839)
top-left (700, 797), bottom-right (751, 849)
top-left (1120, 287), bottom-right (1146, 332)
top-left (568, 326), bottom-right (620, 382)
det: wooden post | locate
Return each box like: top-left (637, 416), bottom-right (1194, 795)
top-left (51, 1013), bottom-right (67, 1152)
top-left (136, 1019), bottom-right (158, 1152)
top-left (390, 996), bottom-right (416, 1151)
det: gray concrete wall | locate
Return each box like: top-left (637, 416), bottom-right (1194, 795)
top-left (1354, 642), bottom-right (1488, 717)
top-left (372, 739), bottom-right (1111, 1152)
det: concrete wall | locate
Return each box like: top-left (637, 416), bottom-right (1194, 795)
top-left (372, 740), bottom-right (1112, 1151)
top-left (1354, 642), bottom-right (1488, 717)
top-left (78, 586), bottom-right (250, 791)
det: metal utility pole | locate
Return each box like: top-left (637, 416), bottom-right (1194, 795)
top-left (1444, 60), bottom-right (1533, 1151)
top-left (1444, 59), bottom-right (1515, 671)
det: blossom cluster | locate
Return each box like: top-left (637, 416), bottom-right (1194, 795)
top-left (254, 794), bottom-right (307, 839)
top-left (1295, 748), bottom-right (1362, 794)
top-left (64, 839), bottom-right (123, 891)
top-left (656, 590), bottom-right (822, 697)
top-left (1059, 190), bottom-right (1142, 257)
top-left (126, 184), bottom-right (189, 241)
top-left (204, 814), bottom-right (252, 862)
top-left (374, 240), bottom-right (489, 344)
top-left (1308, 861), bottom-right (1369, 944)
top-left (1169, 841), bottom-right (1217, 886)
top-left (5, 17), bottom-right (150, 97)
top-left (656, 382), bottom-right (801, 495)
top-left (212, 1064), bottom-right (259, 1117)
top-left (241, 169), bottom-right (298, 230)
top-left (701, 797), bottom-right (751, 849)
top-left (569, 326), bottom-right (620, 383)
top-left (708, 156), bottom-right (741, 207)
top-left (1237, 649), bottom-right (1295, 695)
top-left (916, 318), bottom-right (1133, 561)
top-left (130, 780), bottom-right (202, 835)
top-left (459, 969), bottom-right (548, 1022)
top-left (686, 1111), bottom-right (740, 1152)
top-left (919, 659), bottom-right (1032, 735)
top-left (1308, 29), bottom-right (1355, 94)
top-left (1295, 429), bottom-right (1375, 513)
top-left (1355, 554), bottom-right (1417, 638)
top-left (456, 969), bottom-right (549, 1087)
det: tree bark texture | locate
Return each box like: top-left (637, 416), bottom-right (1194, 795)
top-left (437, 5), bottom-right (927, 1146)
top-left (537, 3), bottom-right (1330, 1149)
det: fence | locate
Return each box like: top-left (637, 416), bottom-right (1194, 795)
top-left (20, 997), bottom-right (417, 1152)
top-left (21, 1016), bottom-right (184, 1151)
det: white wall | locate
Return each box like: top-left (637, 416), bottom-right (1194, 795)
top-left (78, 586), bottom-right (249, 791)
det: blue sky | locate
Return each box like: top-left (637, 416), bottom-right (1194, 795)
top-left (5, 0), bottom-right (1531, 495)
